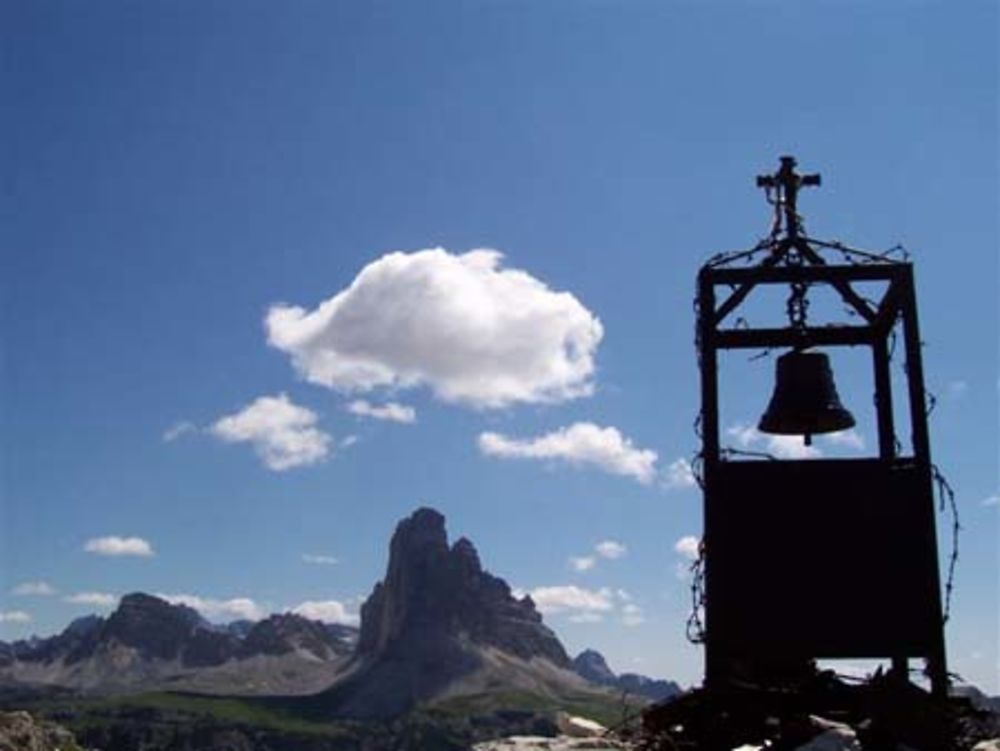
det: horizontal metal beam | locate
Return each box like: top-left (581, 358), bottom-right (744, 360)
top-left (712, 325), bottom-right (873, 350)
top-left (705, 264), bottom-right (904, 286)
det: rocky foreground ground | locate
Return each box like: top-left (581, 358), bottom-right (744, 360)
top-left (0, 710), bottom-right (86, 751)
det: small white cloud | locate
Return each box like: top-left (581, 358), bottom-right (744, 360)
top-left (11, 581), bottom-right (56, 596)
top-left (726, 423), bottom-right (821, 460)
top-left (64, 592), bottom-right (118, 608)
top-left (84, 536), bottom-right (154, 557)
top-left (569, 540), bottom-right (626, 573)
top-left (302, 553), bottom-right (339, 565)
top-left (982, 494), bottom-right (1000, 507)
top-left (674, 535), bottom-right (700, 561)
top-left (568, 556), bottom-right (596, 572)
top-left (525, 585), bottom-right (614, 615)
top-left (289, 600), bottom-right (360, 626)
top-left (663, 457), bottom-right (697, 489)
top-left (615, 589), bottom-right (632, 602)
top-left (769, 435), bottom-right (822, 459)
top-left (340, 434), bottom-right (359, 448)
top-left (824, 429), bottom-right (865, 450)
top-left (265, 248), bottom-right (603, 409)
top-left (569, 612), bottom-right (604, 624)
top-left (479, 422), bottom-right (658, 484)
top-left (621, 603), bottom-right (645, 627)
top-left (162, 420), bottom-right (197, 442)
top-left (158, 594), bottom-right (264, 622)
top-left (210, 393), bottom-right (331, 471)
top-left (347, 399), bottom-right (416, 424)
top-left (0, 611), bottom-right (31, 624)
top-left (595, 540), bottom-right (627, 560)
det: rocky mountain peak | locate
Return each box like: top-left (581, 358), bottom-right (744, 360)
top-left (572, 648), bottom-right (683, 702)
top-left (357, 508), bottom-right (569, 668)
top-left (239, 613), bottom-right (352, 660)
top-left (390, 506), bottom-right (449, 557)
top-left (100, 593), bottom-right (233, 665)
top-left (451, 537), bottom-right (482, 573)
top-left (572, 649), bottom-right (617, 686)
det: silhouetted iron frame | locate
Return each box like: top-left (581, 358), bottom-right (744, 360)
top-left (697, 253), bottom-right (949, 698)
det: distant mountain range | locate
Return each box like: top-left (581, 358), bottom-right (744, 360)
top-left (572, 648), bottom-right (682, 702)
top-left (0, 507), bottom-right (679, 720)
top-left (0, 592), bottom-right (357, 695)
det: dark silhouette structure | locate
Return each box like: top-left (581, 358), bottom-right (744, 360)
top-left (696, 156), bottom-right (948, 698)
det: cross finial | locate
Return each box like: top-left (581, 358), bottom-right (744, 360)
top-left (756, 155), bottom-right (821, 239)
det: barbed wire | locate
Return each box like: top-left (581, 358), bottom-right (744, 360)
top-left (933, 465), bottom-right (961, 624)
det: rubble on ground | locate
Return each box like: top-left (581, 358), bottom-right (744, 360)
top-left (635, 670), bottom-right (1000, 750)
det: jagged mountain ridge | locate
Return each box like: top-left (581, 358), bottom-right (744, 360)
top-left (572, 648), bottom-right (683, 702)
top-left (306, 507), bottom-right (593, 719)
top-left (2, 508), bottom-right (683, 718)
top-left (0, 593), bottom-right (357, 695)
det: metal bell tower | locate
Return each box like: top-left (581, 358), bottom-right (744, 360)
top-left (695, 156), bottom-right (949, 697)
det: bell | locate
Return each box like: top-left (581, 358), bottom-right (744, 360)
top-left (758, 350), bottom-right (855, 443)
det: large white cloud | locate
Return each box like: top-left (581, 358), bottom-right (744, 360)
top-left (266, 249), bottom-right (603, 409)
top-left (158, 593), bottom-right (264, 622)
top-left (84, 536), bottom-right (155, 557)
top-left (210, 393), bottom-right (331, 471)
top-left (289, 600), bottom-right (360, 627)
top-left (479, 422), bottom-right (658, 484)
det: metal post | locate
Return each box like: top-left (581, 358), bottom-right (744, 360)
top-left (873, 337), bottom-right (896, 461)
top-left (898, 266), bottom-right (949, 698)
top-left (698, 270), bottom-right (722, 688)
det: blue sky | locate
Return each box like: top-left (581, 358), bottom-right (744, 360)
top-left (2, 1), bottom-right (997, 692)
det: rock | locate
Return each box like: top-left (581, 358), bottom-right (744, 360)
top-left (473, 736), bottom-right (631, 750)
top-left (556, 712), bottom-right (606, 737)
top-left (791, 716), bottom-right (861, 751)
top-left (0, 710), bottom-right (83, 751)
top-left (973, 741), bottom-right (1000, 751)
